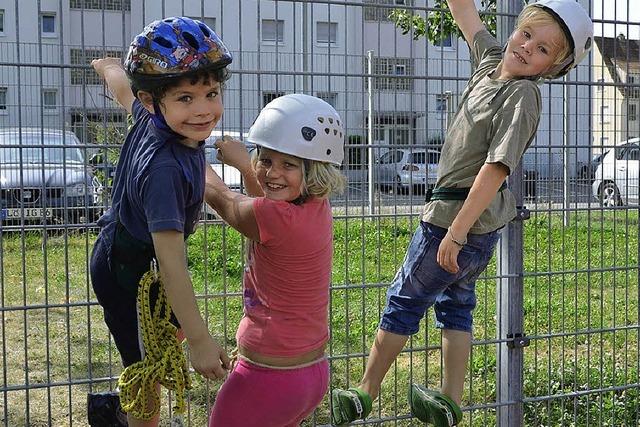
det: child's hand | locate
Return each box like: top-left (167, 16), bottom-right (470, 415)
top-left (436, 233), bottom-right (462, 274)
top-left (91, 57), bottom-right (123, 79)
top-left (188, 335), bottom-right (230, 380)
top-left (214, 136), bottom-right (251, 171)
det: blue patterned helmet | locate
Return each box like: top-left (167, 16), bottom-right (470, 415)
top-left (124, 16), bottom-right (232, 88)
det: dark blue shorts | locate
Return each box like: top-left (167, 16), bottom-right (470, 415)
top-left (90, 225), bottom-right (178, 367)
top-left (380, 222), bottom-right (500, 335)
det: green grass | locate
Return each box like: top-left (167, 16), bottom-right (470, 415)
top-left (1, 210), bottom-right (639, 425)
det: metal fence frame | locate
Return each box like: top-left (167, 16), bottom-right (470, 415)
top-left (1, 0), bottom-right (639, 426)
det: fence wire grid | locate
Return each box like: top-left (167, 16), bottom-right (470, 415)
top-left (1, 0), bottom-right (640, 426)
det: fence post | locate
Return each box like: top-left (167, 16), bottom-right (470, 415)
top-left (367, 50), bottom-right (375, 216)
top-left (496, 0), bottom-right (525, 426)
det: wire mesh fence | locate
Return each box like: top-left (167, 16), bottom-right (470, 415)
top-left (0, 0), bottom-right (639, 426)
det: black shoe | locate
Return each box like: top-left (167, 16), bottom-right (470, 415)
top-left (87, 391), bottom-right (128, 427)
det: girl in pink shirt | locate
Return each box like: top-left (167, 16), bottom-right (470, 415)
top-left (204, 94), bottom-right (346, 427)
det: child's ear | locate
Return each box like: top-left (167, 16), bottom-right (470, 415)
top-left (137, 91), bottom-right (156, 114)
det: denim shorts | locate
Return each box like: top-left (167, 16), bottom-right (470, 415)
top-left (380, 222), bottom-right (500, 335)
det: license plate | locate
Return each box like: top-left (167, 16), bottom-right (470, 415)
top-left (1, 207), bottom-right (54, 219)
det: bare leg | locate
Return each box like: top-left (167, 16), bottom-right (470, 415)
top-left (441, 329), bottom-right (471, 405)
top-left (126, 383), bottom-right (161, 427)
top-left (360, 329), bottom-right (410, 400)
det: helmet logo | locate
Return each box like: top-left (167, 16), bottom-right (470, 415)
top-left (301, 126), bottom-right (316, 141)
top-left (139, 53), bottom-right (168, 68)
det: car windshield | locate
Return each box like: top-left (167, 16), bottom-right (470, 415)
top-left (0, 133), bottom-right (84, 165)
top-left (379, 150), bottom-right (404, 164)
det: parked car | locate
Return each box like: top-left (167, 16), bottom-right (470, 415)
top-left (0, 128), bottom-right (102, 224)
top-left (578, 150), bottom-right (609, 183)
top-left (592, 138), bottom-right (640, 206)
top-left (375, 148), bottom-right (440, 194)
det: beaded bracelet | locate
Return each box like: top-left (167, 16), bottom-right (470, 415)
top-left (448, 227), bottom-right (467, 247)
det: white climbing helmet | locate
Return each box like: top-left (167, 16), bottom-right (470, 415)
top-left (246, 94), bottom-right (345, 166)
top-left (529, 0), bottom-right (594, 78)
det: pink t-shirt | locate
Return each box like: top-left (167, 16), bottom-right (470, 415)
top-left (236, 197), bottom-right (333, 357)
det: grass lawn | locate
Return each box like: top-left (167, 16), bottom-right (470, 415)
top-left (0, 209), bottom-right (639, 426)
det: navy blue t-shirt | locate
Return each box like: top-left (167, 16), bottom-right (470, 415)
top-left (97, 99), bottom-right (206, 245)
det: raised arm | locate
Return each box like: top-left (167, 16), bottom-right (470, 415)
top-left (91, 57), bottom-right (135, 114)
top-left (204, 165), bottom-right (261, 242)
top-left (446, 0), bottom-right (486, 47)
top-left (214, 136), bottom-right (264, 197)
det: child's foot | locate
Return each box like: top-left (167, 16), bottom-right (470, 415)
top-left (330, 387), bottom-right (372, 425)
top-left (408, 383), bottom-right (462, 426)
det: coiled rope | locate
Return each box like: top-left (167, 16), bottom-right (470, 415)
top-left (118, 264), bottom-right (191, 420)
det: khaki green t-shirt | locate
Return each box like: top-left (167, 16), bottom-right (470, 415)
top-left (422, 29), bottom-right (541, 234)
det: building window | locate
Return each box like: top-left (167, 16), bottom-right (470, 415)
top-left (364, 0), bottom-right (413, 22)
top-left (434, 33), bottom-right (453, 48)
top-left (0, 9), bottom-right (5, 35)
top-left (262, 91), bottom-right (285, 107)
top-left (435, 94), bottom-right (447, 112)
top-left (627, 73), bottom-right (640, 98)
top-left (600, 105), bottom-right (610, 124)
top-left (261, 19), bottom-right (284, 44)
top-left (0, 87), bottom-right (7, 110)
top-left (41, 13), bottom-right (56, 37)
top-left (365, 57), bottom-right (414, 91)
top-left (43, 89), bottom-right (57, 110)
top-left (190, 16), bottom-right (216, 32)
top-left (71, 49), bottom-right (122, 85)
top-left (317, 22), bottom-right (338, 45)
top-left (70, 0), bottom-right (131, 11)
top-left (317, 92), bottom-right (337, 108)
top-left (629, 103), bottom-right (637, 121)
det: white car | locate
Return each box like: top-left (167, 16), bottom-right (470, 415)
top-left (592, 138), bottom-right (640, 206)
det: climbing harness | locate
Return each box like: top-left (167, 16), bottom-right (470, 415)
top-left (425, 181), bottom-right (507, 202)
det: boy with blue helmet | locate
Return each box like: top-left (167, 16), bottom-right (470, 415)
top-left (89, 16), bottom-right (231, 427)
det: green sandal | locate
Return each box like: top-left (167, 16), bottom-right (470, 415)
top-left (409, 383), bottom-right (462, 426)
top-left (330, 387), bottom-right (372, 425)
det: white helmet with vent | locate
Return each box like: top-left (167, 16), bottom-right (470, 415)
top-left (529, 0), bottom-right (594, 78)
top-left (246, 94), bottom-right (344, 166)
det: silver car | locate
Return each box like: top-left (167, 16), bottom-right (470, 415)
top-left (376, 148), bottom-right (440, 194)
top-left (0, 128), bottom-right (102, 224)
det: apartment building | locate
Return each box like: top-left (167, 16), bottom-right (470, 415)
top-left (593, 33), bottom-right (640, 152)
top-left (0, 0), bottom-right (592, 176)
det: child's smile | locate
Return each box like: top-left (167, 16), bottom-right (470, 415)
top-left (498, 23), bottom-right (564, 79)
top-left (255, 148), bottom-right (304, 202)
top-left (157, 79), bottom-right (223, 146)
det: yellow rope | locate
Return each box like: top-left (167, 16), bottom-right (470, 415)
top-left (117, 268), bottom-right (191, 420)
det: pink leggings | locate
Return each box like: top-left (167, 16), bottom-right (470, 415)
top-left (209, 358), bottom-right (329, 427)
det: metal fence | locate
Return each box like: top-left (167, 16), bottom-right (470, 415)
top-left (1, 0), bottom-right (639, 425)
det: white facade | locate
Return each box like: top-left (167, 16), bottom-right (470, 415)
top-left (0, 0), bottom-right (592, 176)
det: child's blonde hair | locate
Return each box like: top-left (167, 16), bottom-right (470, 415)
top-left (516, 5), bottom-right (572, 71)
top-left (300, 160), bottom-right (346, 199)
top-left (251, 148), bottom-right (346, 200)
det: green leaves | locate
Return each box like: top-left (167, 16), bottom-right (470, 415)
top-left (389, 0), bottom-right (497, 43)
